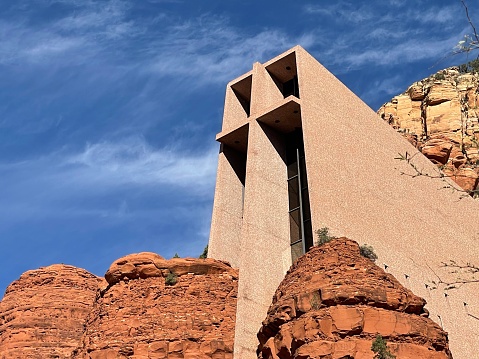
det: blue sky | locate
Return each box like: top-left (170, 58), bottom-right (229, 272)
top-left (0, 0), bottom-right (476, 296)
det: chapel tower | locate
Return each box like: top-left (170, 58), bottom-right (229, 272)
top-left (209, 46), bottom-right (479, 359)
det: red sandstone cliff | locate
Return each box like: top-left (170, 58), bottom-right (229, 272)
top-left (72, 252), bottom-right (238, 359)
top-left (0, 264), bottom-right (103, 358)
top-left (378, 67), bottom-right (479, 195)
top-left (257, 238), bottom-right (452, 359)
top-left (0, 255), bottom-right (238, 359)
top-left (0, 244), bottom-right (452, 359)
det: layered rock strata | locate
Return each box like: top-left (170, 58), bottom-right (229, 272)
top-left (72, 252), bottom-right (238, 359)
top-left (0, 264), bottom-right (103, 359)
top-left (378, 67), bottom-right (479, 195)
top-left (257, 238), bottom-right (452, 359)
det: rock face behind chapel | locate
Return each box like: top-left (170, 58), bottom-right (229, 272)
top-left (378, 67), bottom-right (479, 194)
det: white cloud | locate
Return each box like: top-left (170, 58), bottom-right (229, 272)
top-left (54, 0), bottom-right (139, 39)
top-left (386, 0), bottom-right (404, 7)
top-left (0, 20), bottom-right (84, 64)
top-left (303, 1), bottom-right (468, 71)
top-left (146, 16), bottom-right (316, 85)
top-left (303, 4), bottom-right (335, 16)
top-left (0, 0), bottom-right (137, 65)
top-left (0, 137), bottom-right (218, 223)
top-left (366, 28), bottom-right (416, 40)
top-left (66, 137), bottom-right (218, 191)
top-left (1, 136), bottom-right (218, 193)
top-left (0, 2), bottom-right (314, 90)
top-left (407, 5), bottom-right (460, 24)
top-left (303, 2), bottom-right (374, 24)
top-left (341, 31), bottom-right (464, 68)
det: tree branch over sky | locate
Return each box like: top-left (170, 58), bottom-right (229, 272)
top-left (454, 0), bottom-right (479, 56)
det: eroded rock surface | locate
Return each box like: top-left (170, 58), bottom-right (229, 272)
top-left (0, 264), bottom-right (103, 359)
top-left (378, 67), bottom-right (479, 195)
top-left (72, 252), bottom-right (238, 359)
top-left (257, 238), bottom-right (452, 359)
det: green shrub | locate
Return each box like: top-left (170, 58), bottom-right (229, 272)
top-left (360, 244), bottom-right (378, 262)
top-left (316, 227), bottom-right (336, 245)
top-left (173, 253), bottom-right (180, 258)
top-left (199, 245), bottom-right (208, 259)
top-left (459, 59), bottom-right (479, 74)
top-left (165, 272), bottom-right (178, 286)
top-left (434, 72), bottom-right (446, 80)
top-left (371, 335), bottom-right (395, 359)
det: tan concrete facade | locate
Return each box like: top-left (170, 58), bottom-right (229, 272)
top-left (209, 46), bottom-right (479, 359)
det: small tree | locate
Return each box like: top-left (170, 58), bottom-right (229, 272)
top-left (371, 335), bottom-right (396, 359)
top-left (199, 245), bottom-right (208, 259)
top-left (360, 244), bottom-right (378, 262)
top-left (316, 227), bottom-right (336, 245)
top-left (458, 58), bottom-right (479, 73)
top-left (173, 253), bottom-right (180, 258)
top-left (165, 272), bottom-right (178, 286)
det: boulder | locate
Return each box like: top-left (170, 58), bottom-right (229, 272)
top-left (105, 252), bottom-right (237, 285)
top-left (421, 138), bottom-right (453, 164)
top-left (257, 238), bottom-right (452, 359)
top-left (0, 264), bottom-right (103, 359)
top-left (73, 256), bottom-right (238, 359)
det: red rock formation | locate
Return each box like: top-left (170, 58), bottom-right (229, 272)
top-left (0, 264), bottom-right (103, 359)
top-left (257, 238), bottom-right (452, 359)
top-left (72, 252), bottom-right (238, 359)
top-left (378, 67), bottom-right (479, 195)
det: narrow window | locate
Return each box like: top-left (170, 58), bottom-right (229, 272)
top-left (286, 128), bottom-right (312, 262)
top-left (282, 76), bottom-right (299, 98)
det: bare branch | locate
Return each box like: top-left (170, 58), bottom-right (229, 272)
top-left (426, 261), bottom-right (479, 290)
top-left (461, 0), bottom-right (479, 43)
top-left (430, 0), bottom-right (479, 67)
top-left (395, 151), bottom-right (479, 198)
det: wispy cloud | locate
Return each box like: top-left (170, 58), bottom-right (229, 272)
top-left (66, 137), bottom-right (218, 191)
top-left (0, 20), bottom-right (86, 64)
top-left (343, 34), bottom-right (458, 67)
top-left (407, 5), bottom-right (460, 25)
top-left (0, 136), bottom-right (218, 222)
top-left (304, 1), bottom-right (466, 71)
top-left (0, 0), bottom-right (139, 65)
top-left (2, 137), bottom-right (217, 192)
top-left (303, 2), bottom-right (374, 24)
top-left (54, 0), bottom-right (138, 39)
top-left (146, 15), bottom-right (315, 85)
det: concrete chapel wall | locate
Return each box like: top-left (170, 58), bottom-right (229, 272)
top-left (208, 146), bottom-right (246, 268)
top-left (296, 47), bottom-right (479, 359)
top-left (209, 46), bottom-right (479, 359)
top-left (233, 120), bottom-right (291, 358)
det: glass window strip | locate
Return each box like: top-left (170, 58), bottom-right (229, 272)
top-left (286, 128), bottom-right (313, 259)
